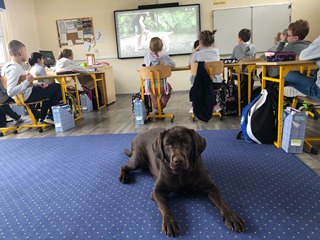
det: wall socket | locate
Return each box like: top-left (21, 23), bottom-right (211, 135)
top-left (94, 49), bottom-right (99, 53)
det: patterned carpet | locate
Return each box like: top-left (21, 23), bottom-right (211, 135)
top-left (0, 129), bottom-right (319, 239)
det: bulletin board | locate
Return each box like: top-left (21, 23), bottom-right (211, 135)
top-left (56, 17), bottom-right (94, 46)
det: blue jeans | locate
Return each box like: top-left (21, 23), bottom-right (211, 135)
top-left (285, 71), bottom-right (320, 101)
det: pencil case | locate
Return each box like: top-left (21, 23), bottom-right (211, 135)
top-left (266, 51), bottom-right (296, 62)
top-left (221, 59), bottom-right (239, 64)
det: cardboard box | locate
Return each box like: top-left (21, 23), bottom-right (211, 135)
top-left (134, 100), bottom-right (147, 125)
top-left (52, 104), bottom-right (75, 132)
top-left (80, 94), bottom-right (93, 113)
top-left (282, 108), bottom-right (308, 153)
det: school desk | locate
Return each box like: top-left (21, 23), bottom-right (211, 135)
top-left (256, 60), bottom-right (318, 149)
top-left (79, 72), bottom-right (107, 110)
top-left (34, 74), bottom-right (82, 121)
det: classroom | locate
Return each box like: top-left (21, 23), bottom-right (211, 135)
top-left (0, 0), bottom-right (320, 239)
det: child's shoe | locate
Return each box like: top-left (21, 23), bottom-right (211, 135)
top-left (44, 115), bottom-right (55, 124)
top-left (189, 106), bottom-right (193, 113)
top-left (15, 116), bottom-right (24, 124)
top-left (155, 110), bottom-right (165, 115)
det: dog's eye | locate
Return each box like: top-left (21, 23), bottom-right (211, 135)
top-left (183, 140), bottom-right (189, 145)
top-left (165, 142), bottom-right (171, 146)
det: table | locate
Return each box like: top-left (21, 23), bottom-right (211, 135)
top-left (34, 74), bottom-right (82, 121)
top-left (256, 60), bottom-right (317, 148)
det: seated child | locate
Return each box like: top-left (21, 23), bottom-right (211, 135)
top-left (55, 49), bottom-right (88, 92)
top-left (28, 52), bottom-right (51, 85)
top-left (260, 29), bottom-right (288, 60)
top-left (284, 35), bottom-right (320, 101)
top-left (231, 29), bottom-right (256, 60)
top-left (144, 37), bottom-right (176, 114)
top-left (0, 83), bottom-right (24, 127)
top-left (1, 40), bottom-right (62, 124)
top-left (268, 19), bottom-right (311, 79)
top-left (189, 30), bottom-right (223, 113)
top-left (189, 30), bottom-right (222, 82)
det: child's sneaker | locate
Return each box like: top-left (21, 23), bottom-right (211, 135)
top-left (155, 110), bottom-right (165, 115)
top-left (189, 106), bottom-right (193, 113)
top-left (15, 116), bottom-right (24, 124)
top-left (44, 115), bottom-right (54, 124)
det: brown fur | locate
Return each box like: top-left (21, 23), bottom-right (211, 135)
top-left (119, 126), bottom-right (245, 237)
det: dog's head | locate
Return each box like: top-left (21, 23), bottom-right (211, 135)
top-left (152, 126), bottom-right (206, 173)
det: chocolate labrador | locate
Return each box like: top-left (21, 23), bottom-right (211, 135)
top-left (119, 126), bottom-right (245, 237)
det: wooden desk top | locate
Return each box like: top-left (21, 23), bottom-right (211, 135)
top-left (34, 74), bottom-right (79, 80)
top-left (255, 60), bottom-right (317, 66)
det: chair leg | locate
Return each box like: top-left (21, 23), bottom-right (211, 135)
top-left (16, 105), bottom-right (52, 133)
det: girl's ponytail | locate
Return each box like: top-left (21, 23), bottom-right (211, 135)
top-left (149, 37), bottom-right (164, 65)
top-left (28, 52), bottom-right (43, 67)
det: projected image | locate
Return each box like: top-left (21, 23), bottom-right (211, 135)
top-left (114, 5), bottom-right (200, 59)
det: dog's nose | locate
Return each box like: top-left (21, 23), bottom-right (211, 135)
top-left (173, 155), bottom-right (184, 165)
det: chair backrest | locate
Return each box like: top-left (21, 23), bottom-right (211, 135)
top-left (140, 65), bottom-right (172, 79)
top-left (191, 61), bottom-right (224, 76)
top-left (0, 75), bottom-right (32, 89)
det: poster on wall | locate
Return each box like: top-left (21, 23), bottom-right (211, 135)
top-left (94, 30), bottom-right (104, 43)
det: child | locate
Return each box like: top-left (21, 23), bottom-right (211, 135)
top-left (188, 40), bottom-right (199, 113)
top-left (260, 29), bottom-right (288, 60)
top-left (189, 30), bottom-right (222, 82)
top-left (1, 40), bottom-right (62, 124)
top-left (189, 30), bottom-right (223, 113)
top-left (0, 83), bottom-right (24, 127)
top-left (144, 37), bottom-right (176, 114)
top-left (55, 49), bottom-right (88, 92)
top-left (269, 19), bottom-right (311, 79)
top-left (284, 35), bottom-right (320, 101)
top-left (231, 29), bottom-right (256, 60)
top-left (28, 52), bottom-right (51, 85)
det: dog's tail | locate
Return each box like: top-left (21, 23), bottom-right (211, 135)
top-left (124, 149), bottom-right (132, 157)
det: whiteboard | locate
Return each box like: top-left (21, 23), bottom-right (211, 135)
top-left (213, 4), bottom-right (292, 55)
top-left (213, 7), bottom-right (251, 55)
top-left (252, 4), bottom-right (291, 52)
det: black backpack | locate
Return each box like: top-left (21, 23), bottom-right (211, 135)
top-left (131, 89), bottom-right (152, 116)
top-left (216, 80), bottom-right (238, 116)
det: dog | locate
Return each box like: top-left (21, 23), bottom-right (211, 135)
top-left (145, 31), bottom-right (173, 51)
top-left (118, 126), bottom-right (245, 237)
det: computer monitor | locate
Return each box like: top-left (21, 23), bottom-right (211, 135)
top-left (39, 50), bottom-right (56, 68)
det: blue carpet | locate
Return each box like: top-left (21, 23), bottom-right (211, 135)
top-left (0, 129), bottom-right (320, 240)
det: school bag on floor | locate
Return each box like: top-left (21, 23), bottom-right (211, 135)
top-left (131, 89), bottom-right (152, 116)
top-left (65, 92), bottom-right (78, 118)
top-left (236, 87), bottom-right (278, 144)
top-left (216, 80), bottom-right (238, 116)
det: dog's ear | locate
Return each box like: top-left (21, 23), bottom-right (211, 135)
top-left (152, 131), bottom-right (165, 161)
top-left (189, 129), bottom-right (207, 160)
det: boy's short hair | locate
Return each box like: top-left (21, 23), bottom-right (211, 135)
top-left (7, 40), bottom-right (25, 56)
top-left (238, 29), bottom-right (251, 42)
top-left (288, 19), bottom-right (309, 40)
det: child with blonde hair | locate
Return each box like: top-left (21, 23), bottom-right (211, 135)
top-left (144, 37), bottom-right (176, 114)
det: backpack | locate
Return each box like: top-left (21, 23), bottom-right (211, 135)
top-left (236, 87), bottom-right (278, 144)
top-left (131, 89), bottom-right (152, 116)
top-left (65, 92), bottom-right (77, 118)
top-left (216, 80), bottom-right (238, 116)
top-left (90, 86), bottom-right (103, 110)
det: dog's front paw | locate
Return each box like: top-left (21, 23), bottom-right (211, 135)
top-left (162, 217), bottom-right (181, 237)
top-left (118, 171), bottom-right (129, 184)
top-left (223, 211), bottom-right (246, 233)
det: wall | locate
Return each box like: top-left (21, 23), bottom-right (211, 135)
top-left (29, 0), bottom-right (320, 94)
top-left (3, 0), bottom-right (40, 57)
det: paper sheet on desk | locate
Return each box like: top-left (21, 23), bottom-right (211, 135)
top-left (82, 41), bottom-right (90, 51)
